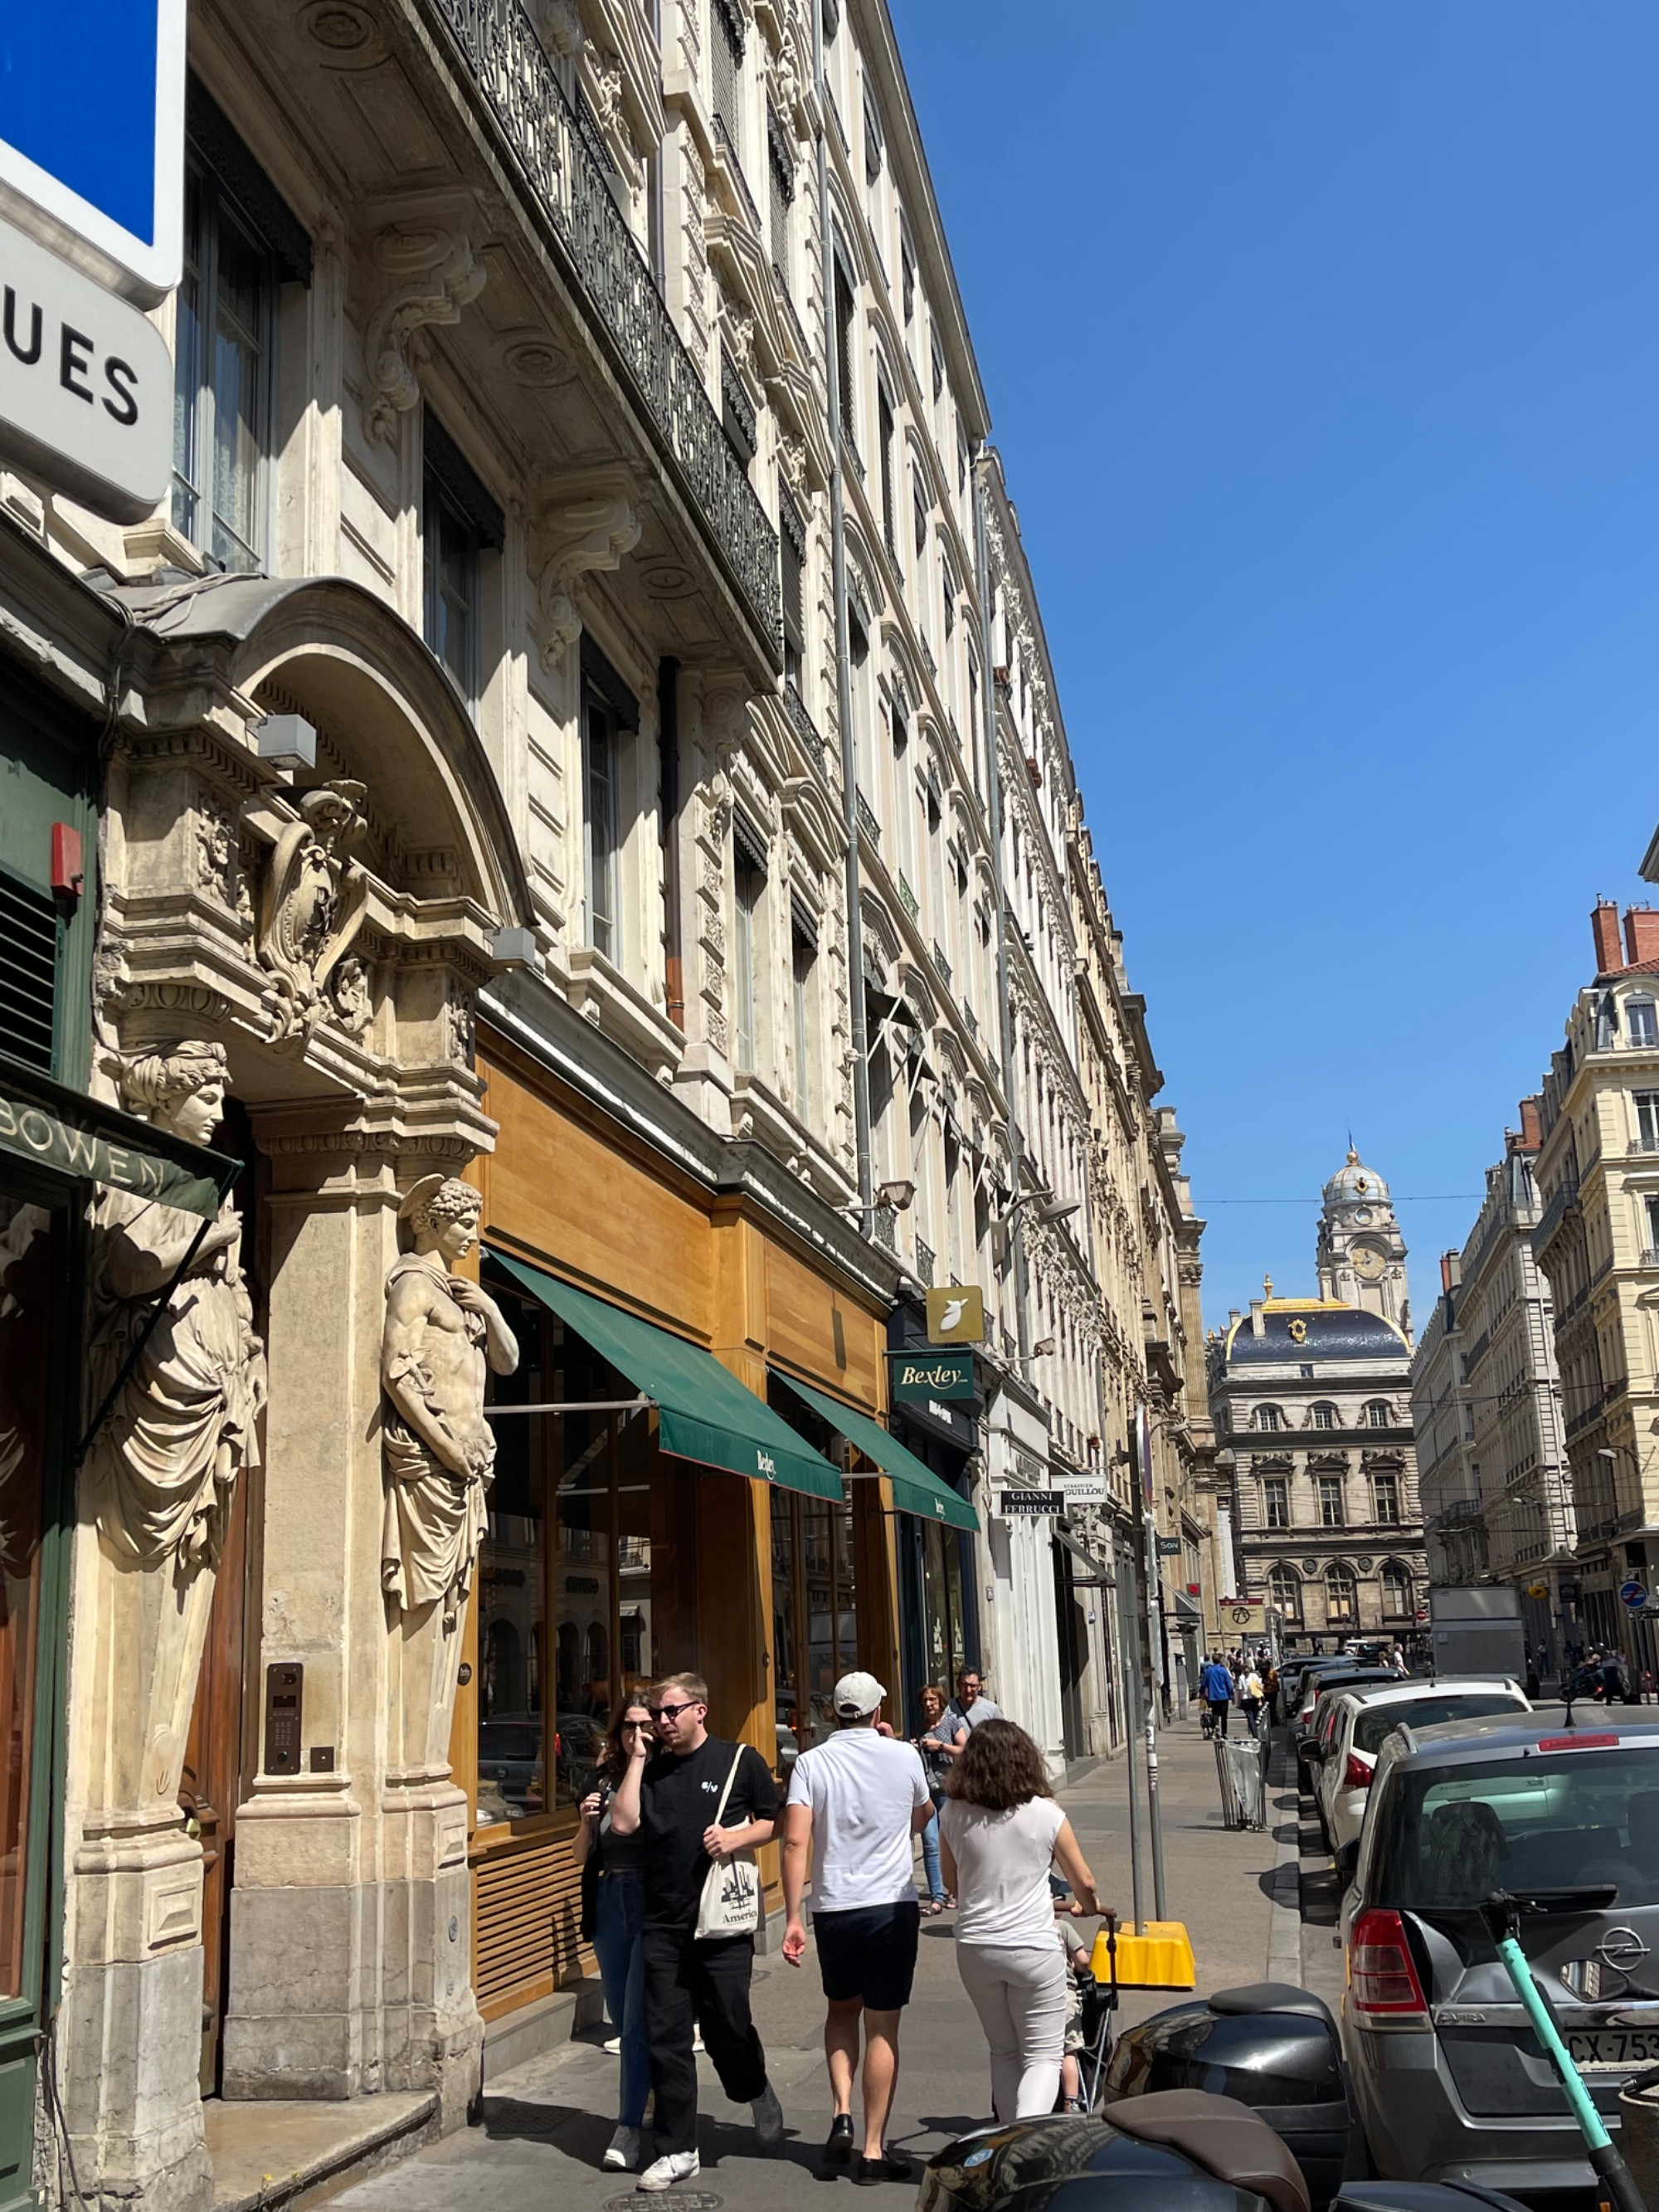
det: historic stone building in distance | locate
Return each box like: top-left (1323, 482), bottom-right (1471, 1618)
top-left (1208, 1154), bottom-right (1428, 1649)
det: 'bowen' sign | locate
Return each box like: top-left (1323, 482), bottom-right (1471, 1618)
top-left (0, 1080), bottom-right (226, 1218)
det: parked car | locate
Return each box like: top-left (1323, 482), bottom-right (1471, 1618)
top-left (1340, 1713), bottom-right (1659, 2201)
top-left (1314, 1679), bottom-right (1530, 1859)
top-left (1293, 1666), bottom-right (1398, 1746)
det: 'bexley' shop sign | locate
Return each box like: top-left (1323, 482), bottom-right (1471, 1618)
top-left (890, 1348), bottom-right (975, 1403)
top-left (0, 2), bottom-right (185, 519)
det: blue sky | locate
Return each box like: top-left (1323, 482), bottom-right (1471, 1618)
top-left (892, 1), bottom-right (1659, 1332)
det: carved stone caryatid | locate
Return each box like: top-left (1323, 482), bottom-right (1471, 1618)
top-left (85, 1043), bottom-right (266, 1578)
top-left (255, 779), bottom-right (370, 1040)
top-left (363, 228), bottom-right (487, 445)
top-left (527, 467), bottom-right (640, 666)
top-left (380, 1177), bottom-right (518, 1629)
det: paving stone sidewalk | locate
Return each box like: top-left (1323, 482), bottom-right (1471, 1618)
top-left (334, 1713), bottom-right (1289, 2212)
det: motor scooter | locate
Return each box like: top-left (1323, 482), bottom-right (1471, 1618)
top-left (918, 1960), bottom-right (1656, 2212)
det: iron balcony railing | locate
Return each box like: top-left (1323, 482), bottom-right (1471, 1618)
top-left (897, 873), bottom-right (920, 923)
top-left (783, 680), bottom-right (828, 775)
top-left (422, 0), bottom-right (781, 658)
top-left (914, 1236), bottom-right (935, 1285)
top-left (855, 789), bottom-right (881, 848)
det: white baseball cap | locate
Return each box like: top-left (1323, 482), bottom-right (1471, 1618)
top-left (833, 1670), bottom-right (886, 1719)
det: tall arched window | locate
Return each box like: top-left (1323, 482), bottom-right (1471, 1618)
top-left (1310, 1402), bottom-right (1337, 1431)
top-left (1380, 1562), bottom-right (1413, 1619)
top-left (1365, 1401), bottom-right (1392, 1430)
top-left (1268, 1563), bottom-right (1302, 1625)
top-left (1326, 1565), bottom-right (1357, 1625)
top-left (1253, 1405), bottom-right (1282, 1433)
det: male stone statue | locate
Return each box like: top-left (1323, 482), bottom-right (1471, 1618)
top-left (381, 1176), bottom-right (518, 1627)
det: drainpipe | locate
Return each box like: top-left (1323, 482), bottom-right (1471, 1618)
top-left (813, 4), bottom-right (873, 1235)
top-left (972, 451), bottom-right (1029, 1371)
top-left (659, 655), bottom-right (684, 1027)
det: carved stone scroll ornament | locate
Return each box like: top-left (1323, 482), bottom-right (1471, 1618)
top-left (527, 469), bottom-right (641, 667)
top-left (380, 1177), bottom-right (518, 1628)
top-left (363, 229), bottom-right (487, 446)
top-left (255, 780), bottom-right (370, 1040)
top-left (85, 1043), bottom-right (266, 1572)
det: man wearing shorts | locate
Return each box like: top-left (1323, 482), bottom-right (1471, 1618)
top-left (781, 1670), bottom-right (932, 2185)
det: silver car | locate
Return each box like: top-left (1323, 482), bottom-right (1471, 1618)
top-left (1341, 1713), bottom-right (1659, 2202)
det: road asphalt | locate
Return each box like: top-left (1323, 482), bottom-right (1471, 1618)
top-left (333, 1709), bottom-right (1292, 2212)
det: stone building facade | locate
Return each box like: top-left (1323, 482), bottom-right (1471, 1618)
top-left (1408, 1118), bottom-right (1577, 1668)
top-left (1209, 1155), bottom-right (1428, 1650)
top-left (0, 1), bottom-right (1204, 2205)
top-left (1530, 900), bottom-right (1659, 1678)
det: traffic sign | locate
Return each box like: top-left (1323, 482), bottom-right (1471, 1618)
top-left (0, 2), bottom-right (187, 305)
top-left (0, 214), bottom-right (171, 521)
top-left (1619, 1579), bottom-right (1649, 1610)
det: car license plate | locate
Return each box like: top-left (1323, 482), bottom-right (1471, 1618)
top-left (1565, 2029), bottom-right (1659, 2073)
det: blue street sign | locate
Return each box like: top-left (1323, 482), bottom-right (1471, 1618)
top-left (1619, 1579), bottom-right (1648, 1610)
top-left (0, 4), bottom-right (186, 304)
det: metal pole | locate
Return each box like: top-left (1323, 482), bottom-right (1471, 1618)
top-left (1115, 1541), bottom-right (1146, 1936)
top-left (1142, 1510), bottom-right (1169, 1922)
top-left (1137, 1409), bottom-right (1170, 1922)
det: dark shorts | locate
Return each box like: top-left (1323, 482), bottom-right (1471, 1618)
top-left (814, 1899), bottom-right (921, 2010)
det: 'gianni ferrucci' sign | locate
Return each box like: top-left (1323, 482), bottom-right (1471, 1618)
top-left (0, 1080), bottom-right (226, 1217)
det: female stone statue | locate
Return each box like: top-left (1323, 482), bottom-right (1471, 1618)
top-left (85, 1042), bottom-right (265, 1573)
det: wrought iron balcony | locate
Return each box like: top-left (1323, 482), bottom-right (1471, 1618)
top-left (783, 679), bottom-right (828, 775)
top-left (711, 114), bottom-right (763, 238)
top-left (873, 1201), bottom-right (898, 1253)
top-left (855, 789), bottom-right (881, 848)
top-left (932, 942), bottom-right (952, 989)
top-left (897, 873), bottom-right (920, 923)
top-left (914, 1236), bottom-right (936, 1285)
top-left (421, 0), bottom-right (781, 658)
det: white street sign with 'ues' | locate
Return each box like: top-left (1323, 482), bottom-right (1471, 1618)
top-left (0, 215), bottom-right (171, 522)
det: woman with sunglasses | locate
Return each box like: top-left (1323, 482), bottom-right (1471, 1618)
top-left (575, 1693), bottom-right (656, 2172)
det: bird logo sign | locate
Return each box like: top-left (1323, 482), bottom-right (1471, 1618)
top-left (927, 1284), bottom-right (985, 1345)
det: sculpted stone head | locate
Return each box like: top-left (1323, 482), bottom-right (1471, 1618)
top-left (402, 1176), bottom-right (482, 1267)
top-left (119, 1041), bottom-right (230, 1148)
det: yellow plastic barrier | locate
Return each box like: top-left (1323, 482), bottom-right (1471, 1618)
top-left (1093, 1919), bottom-right (1196, 1990)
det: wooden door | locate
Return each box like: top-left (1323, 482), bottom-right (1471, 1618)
top-left (179, 1482), bottom-right (248, 2095)
top-left (179, 1099), bottom-right (265, 2098)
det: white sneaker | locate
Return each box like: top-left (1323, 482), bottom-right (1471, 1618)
top-left (604, 2035), bottom-right (622, 2055)
top-left (603, 2125), bottom-right (641, 2171)
top-left (637, 2150), bottom-right (699, 2192)
top-left (751, 2083), bottom-right (784, 2146)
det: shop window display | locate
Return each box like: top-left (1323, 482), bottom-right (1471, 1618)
top-left (476, 1275), bottom-right (686, 1829)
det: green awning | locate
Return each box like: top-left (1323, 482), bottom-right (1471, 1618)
top-left (771, 1371), bottom-right (980, 1532)
top-left (489, 1250), bottom-right (844, 1502)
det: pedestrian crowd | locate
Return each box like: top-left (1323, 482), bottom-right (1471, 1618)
top-left (572, 1660), bottom-right (1109, 2189)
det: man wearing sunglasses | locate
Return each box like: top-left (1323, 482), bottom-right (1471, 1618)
top-left (611, 1670), bottom-right (783, 2191)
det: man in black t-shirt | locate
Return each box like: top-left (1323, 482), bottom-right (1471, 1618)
top-left (610, 1669), bottom-right (782, 2191)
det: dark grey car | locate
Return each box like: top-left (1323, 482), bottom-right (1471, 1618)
top-left (1341, 1713), bottom-right (1659, 2203)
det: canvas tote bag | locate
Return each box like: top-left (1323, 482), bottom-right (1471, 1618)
top-left (693, 1744), bottom-right (761, 1940)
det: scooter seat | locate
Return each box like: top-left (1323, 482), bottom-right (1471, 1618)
top-left (1107, 2089), bottom-right (1312, 2212)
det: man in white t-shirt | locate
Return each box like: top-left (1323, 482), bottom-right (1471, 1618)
top-left (781, 1670), bottom-right (932, 2185)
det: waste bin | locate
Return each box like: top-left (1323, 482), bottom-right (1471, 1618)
top-left (1618, 2079), bottom-right (1659, 2211)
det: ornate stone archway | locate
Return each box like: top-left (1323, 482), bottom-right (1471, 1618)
top-left (64, 577), bottom-right (531, 2209)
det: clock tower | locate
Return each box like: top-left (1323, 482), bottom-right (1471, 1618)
top-left (1316, 1149), bottom-right (1413, 1342)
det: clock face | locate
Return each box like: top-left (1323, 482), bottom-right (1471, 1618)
top-left (1351, 1245), bottom-right (1385, 1284)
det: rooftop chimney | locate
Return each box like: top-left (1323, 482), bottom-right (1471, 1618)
top-left (1515, 1095), bottom-right (1542, 1153)
top-left (1593, 899), bottom-right (1623, 977)
top-left (1248, 1298), bottom-right (1265, 1338)
top-left (1440, 1250), bottom-right (1462, 1292)
top-left (1626, 904), bottom-right (1659, 967)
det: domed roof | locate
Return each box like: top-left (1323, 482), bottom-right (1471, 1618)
top-left (1224, 1300), bottom-right (1408, 1365)
top-left (1323, 1148), bottom-right (1389, 1206)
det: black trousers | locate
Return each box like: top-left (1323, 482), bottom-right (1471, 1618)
top-left (641, 1924), bottom-right (769, 2153)
top-left (1208, 1698), bottom-right (1231, 1737)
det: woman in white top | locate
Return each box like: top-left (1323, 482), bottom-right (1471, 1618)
top-left (938, 1718), bottom-right (1104, 2122)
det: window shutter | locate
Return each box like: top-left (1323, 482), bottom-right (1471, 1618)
top-left (0, 871), bottom-right (58, 1073)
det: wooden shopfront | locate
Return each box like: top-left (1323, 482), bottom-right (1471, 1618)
top-left (455, 1021), bottom-right (907, 2030)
